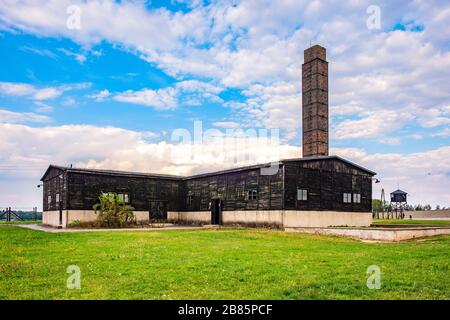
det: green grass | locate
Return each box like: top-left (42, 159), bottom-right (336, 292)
top-left (0, 220), bottom-right (41, 225)
top-left (373, 219), bottom-right (450, 226)
top-left (0, 227), bottom-right (449, 300)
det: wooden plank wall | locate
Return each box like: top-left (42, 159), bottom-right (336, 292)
top-left (182, 167), bottom-right (284, 211)
top-left (284, 159), bottom-right (372, 212)
top-left (66, 173), bottom-right (181, 211)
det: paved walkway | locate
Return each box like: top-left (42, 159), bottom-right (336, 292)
top-left (2, 224), bottom-right (203, 233)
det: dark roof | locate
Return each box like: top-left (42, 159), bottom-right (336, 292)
top-left (185, 155), bottom-right (375, 179)
top-left (41, 155), bottom-right (376, 181)
top-left (282, 155), bottom-right (376, 175)
top-left (40, 165), bottom-right (182, 181)
top-left (391, 189), bottom-right (407, 195)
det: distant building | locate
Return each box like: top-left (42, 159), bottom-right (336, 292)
top-left (41, 45), bottom-right (376, 228)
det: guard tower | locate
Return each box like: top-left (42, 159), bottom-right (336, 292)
top-left (390, 189), bottom-right (408, 219)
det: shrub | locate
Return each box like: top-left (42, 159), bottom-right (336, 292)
top-left (93, 192), bottom-right (135, 228)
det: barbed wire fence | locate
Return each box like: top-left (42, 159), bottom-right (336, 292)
top-left (0, 207), bottom-right (42, 221)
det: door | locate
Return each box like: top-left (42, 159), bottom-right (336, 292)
top-left (149, 200), bottom-right (167, 222)
top-left (210, 198), bottom-right (222, 225)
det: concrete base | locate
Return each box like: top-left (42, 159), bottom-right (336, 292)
top-left (43, 210), bottom-right (150, 228)
top-left (285, 226), bottom-right (450, 241)
top-left (44, 209), bottom-right (373, 229)
top-left (169, 210), bottom-right (372, 228)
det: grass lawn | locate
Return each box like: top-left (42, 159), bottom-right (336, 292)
top-left (0, 226), bottom-right (449, 300)
top-left (373, 219), bottom-right (450, 226)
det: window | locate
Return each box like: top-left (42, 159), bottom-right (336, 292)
top-left (343, 193), bottom-right (352, 203)
top-left (236, 187), bottom-right (245, 200)
top-left (47, 195), bottom-right (51, 205)
top-left (246, 189), bottom-right (258, 201)
top-left (117, 193), bottom-right (130, 203)
top-left (187, 195), bottom-right (193, 206)
top-left (297, 189), bottom-right (308, 201)
top-left (353, 193), bottom-right (361, 203)
top-left (55, 193), bottom-right (60, 203)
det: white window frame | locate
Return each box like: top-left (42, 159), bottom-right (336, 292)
top-left (55, 193), bottom-right (60, 203)
top-left (343, 193), bottom-right (352, 203)
top-left (353, 193), bottom-right (361, 203)
top-left (187, 195), bottom-right (193, 206)
top-left (297, 189), bottom-right (308, 201)
top-left (118, 193), bottom-right (130, 203)
top-left (47, 195), bottom-right (52, 205)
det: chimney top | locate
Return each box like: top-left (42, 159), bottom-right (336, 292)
top-left (304, 45), bottom-right (326, 63)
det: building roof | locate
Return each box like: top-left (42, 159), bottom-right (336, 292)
top-left (40, 165), bottom-right (182, 181)
top-left (391, 189), bottom-right (408, 195)
top-left (41, 155), bottom-right (376, 181)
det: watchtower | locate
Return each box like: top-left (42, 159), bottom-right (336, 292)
top-left (390, 189), bottom-right (408, 218)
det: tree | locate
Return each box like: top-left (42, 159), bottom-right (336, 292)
top-left (93, 192), bottom-right (135, 228)
top-left (372, 199), bottom-right (382, 212)
top-left (435, 205), bottom-right (441, 210)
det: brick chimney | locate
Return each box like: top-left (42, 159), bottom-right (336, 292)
top-left (302, 45), bottom-right (329, 157)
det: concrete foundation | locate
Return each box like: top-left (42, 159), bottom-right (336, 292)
top-left (44, 209), bottom-right (372, 229)
top-left (43, 210), bottom-right (150, 228)
top-left (168, 210), bottom-right (372, 228)
top-left (285, 226), bottom-right (450, 241)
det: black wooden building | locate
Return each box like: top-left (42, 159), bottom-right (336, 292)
top-left (41, 156), bottom-right (375, 227)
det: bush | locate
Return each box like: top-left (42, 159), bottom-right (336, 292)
top-left (93, 192), bottom-right (135, 228)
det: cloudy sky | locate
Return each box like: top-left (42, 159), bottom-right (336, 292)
top-left (0, 0), bottom-right (449, 209)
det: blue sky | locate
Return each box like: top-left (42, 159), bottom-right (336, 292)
top-left (0, 0), bottom-right (449, 208)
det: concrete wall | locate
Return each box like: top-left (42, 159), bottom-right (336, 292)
top-left (169, 210), bottom-right (372, 228)
top-left (283, 211), bottom-right (372, 228)
top-left (43, 210), bottom-right (150, 228)
top-left (222, 210), bottom-right (284, 226)
top-left (168, 211), bottom-right (211, 223)
top-left (405, 210), bottom-right (450, 219)
top-left (44, 209), bottom-right (372, 228)
top-left (285, 226), bottom-right (450, 241)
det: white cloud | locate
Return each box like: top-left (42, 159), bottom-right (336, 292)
top-left (212, 121), bottom-right (240, 129)
top-left (433, 127), bottom-right (450, 137)
top-left (0, 81), bottom-right (90, 101)
top-left (58, 48), bottom-right (86, 64)
top-left (112, 80), bottom-right (223, 109)
top-left (34, 101), bottom-right (53, 113)
top-left (0, 108), bottom-right (51, 123)
top-left (33, 87), bottom-right (61, 100)
top-left (114, 87), bottom-right (178, 110)
top-left (89, 89), bottom-right (111, 101)
top-left (0, 82), bottom-right (37, 97)
top-left (333, 110), bottom-right (415, 140)
top-left (20, 46), bottom-right (57, 59)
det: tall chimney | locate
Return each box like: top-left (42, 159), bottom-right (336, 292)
top-left (302, 45), bottom-right (329, 157)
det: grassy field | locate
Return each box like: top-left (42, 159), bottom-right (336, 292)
top-left (373, 219), bottom-right (450, 226)
top-left (0, 226), bottom-right (449, 300)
